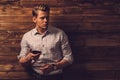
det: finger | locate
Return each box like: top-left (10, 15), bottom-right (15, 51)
top-left (30, 57), bottom-right (34, 59)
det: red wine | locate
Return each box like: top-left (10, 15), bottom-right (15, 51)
top-left (31, 50), bottom-right (41, 54)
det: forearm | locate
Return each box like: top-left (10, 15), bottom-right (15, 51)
top-left (19, 54), bottom-right (32, 64)
top-left (55, 59), bottom-right (70, 69)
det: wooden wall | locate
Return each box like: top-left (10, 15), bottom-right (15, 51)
top-left (0, 0), bottom-right (120, 80)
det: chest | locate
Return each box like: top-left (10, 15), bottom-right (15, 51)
top-left (27, 34), bottom-right (61, 50)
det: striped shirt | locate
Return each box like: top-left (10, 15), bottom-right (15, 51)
top-left (18, 26), bottom-right (73, 75)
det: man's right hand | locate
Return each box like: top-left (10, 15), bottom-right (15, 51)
top-left (19, 52), bottom-right (40, 63)
top-left (29, 52), bottom-right (41, 61)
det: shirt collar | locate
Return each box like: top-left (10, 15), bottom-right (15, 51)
top-left (33, 27), bottom-right (50, 35)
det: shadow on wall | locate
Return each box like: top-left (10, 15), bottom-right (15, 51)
top-left (49, 15), bottom-right (93, 80)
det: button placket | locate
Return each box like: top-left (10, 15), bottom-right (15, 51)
top-left (41, 36), bottom-right (46, 56)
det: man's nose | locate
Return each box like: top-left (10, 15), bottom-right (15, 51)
top-left (44, 18), bottom-right (48, 22)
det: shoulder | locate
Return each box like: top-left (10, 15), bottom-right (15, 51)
top-left (49, 26), bottom-right (68, 39)
top-left (22, 28), bottom-right (35, 38)
top-left (48, 26), bottom-right (65, 34)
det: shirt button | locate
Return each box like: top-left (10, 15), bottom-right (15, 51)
top-left (43, 54), bottom-right (45, 56)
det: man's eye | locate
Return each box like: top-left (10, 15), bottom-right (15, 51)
top-left (40, 17), bottom-right (49, 19)
top-left (40, 17), bottom-right (45, 19)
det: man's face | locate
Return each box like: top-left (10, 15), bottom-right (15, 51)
top-left (33, 10), bottom-right (49, 29)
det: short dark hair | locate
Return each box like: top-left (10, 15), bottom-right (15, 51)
top-left (32, 4), bottom-right (50, 17)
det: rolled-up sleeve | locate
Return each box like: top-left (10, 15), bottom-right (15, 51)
top-left (60, 32), bottom-right (73, 64)
top-left (17, 35), bottom-right (29, 59)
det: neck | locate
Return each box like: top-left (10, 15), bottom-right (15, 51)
top-left (37, 27), bottom-right (47, 34)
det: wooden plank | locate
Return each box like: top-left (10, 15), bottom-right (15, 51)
top-left (0, 15), bottom-right (119, 23)
top-left (0, 7), bottom-right (67, 15)
top-left (0, 15), bottom-right (80, 23)
top-left (83, 16), bottom-right (120, 23)
top-left (71, 63), bottom-right (120, 71)
top-left (20, 0), bottom-right (78, 7)
top-left (20, 0), bottom-right (59, 6)
top-left (0, 56), bottom-right (18, 63)
top-left (55, 22), bottom-right (120, 32)
top-left (0, 30), bottom-right (27, 40)
top-left (0, 39), bottom-right (20, 48)
top-left (93, 22), bottom-right (120, 31)
top-left (73, 46), bottom-right (120, 64)
top-left (0, 16), bottom-right (32, 23)
top-left (0, 46), bottom-right (19, 56)
top-left (64, 65), bottom-right (115, 80)
top-left (115, 71), bottom-right (120, 80)
top-left (1, 22), bottom-right (120, 32)
top-left (85, 38), bottom-right (120, 46)
top-left (0, 72), bottom-right (30, 79)
top-left (0, 7), bottom-right (32, 16)
top-left (0, 64), bottom-right (25, 72)
top-left (74, 55), bottom-right (120, 64)
top-left (83, 8), bottom-right (114, 14)
top-left (84, 63), bottom-right (118, 71)
top-left (0, 22), bottom-right (34, 30)
top-left (64, 6), bottom-right (114, 15)
top-left (70, 33), bottom-right (120, 47)
top-left (87, 71), bottom-right (115, 79)
top-left (73, 46), bottom-right (120, 56)
top-left (0, 64), bottom-right (14, 72)
top-left (20, 0), bottom-right (119, 7)
top-left (1, 6), bottom-right (114, 16)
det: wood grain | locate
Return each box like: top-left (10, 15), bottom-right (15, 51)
top-left (0, 0), bottom-right (120, 80)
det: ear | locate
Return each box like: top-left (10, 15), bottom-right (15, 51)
top-left (32, 17), bottom-right (37, 23)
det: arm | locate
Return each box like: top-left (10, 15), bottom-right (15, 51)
top-left (19, 52), bottom-right (40, 64)
top-left (18, 35), bottom-right (32, 64)
top-left (54, 59), bottom-right (70, 69)
top-left (18, 34), bottom-right (39, 64)
top-left (19, 53), bottom-right (32, 63)
top-left (54, 31), bottom-right (73, 69)
top-left (39, 59), bottom-right (70, 75)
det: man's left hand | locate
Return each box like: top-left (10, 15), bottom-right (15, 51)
top-left (40, 64), bottom-right (54, 75)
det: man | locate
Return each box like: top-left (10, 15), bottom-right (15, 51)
top-left (18, 4), bottom-right (73, 80)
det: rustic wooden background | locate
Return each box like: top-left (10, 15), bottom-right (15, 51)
top-left (0, 0), bottom-right (120, 80)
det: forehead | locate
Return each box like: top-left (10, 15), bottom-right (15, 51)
top-left (37, 10), bottom-right (49, 16)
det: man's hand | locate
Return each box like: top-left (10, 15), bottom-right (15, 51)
top-left (19, 52), bottom-right (40, 64)
top-left (40, 64), bottom-right (54, 75)
top-left (29, 52), bottom-right (40, 60)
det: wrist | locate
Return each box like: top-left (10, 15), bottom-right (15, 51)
top-left (51, 64), bottom-right (58, 70)
top-left (25, 54), bottom-right (32, 61)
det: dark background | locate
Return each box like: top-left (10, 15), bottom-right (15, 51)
top-left (0, 0), bottom-right (120, 80)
